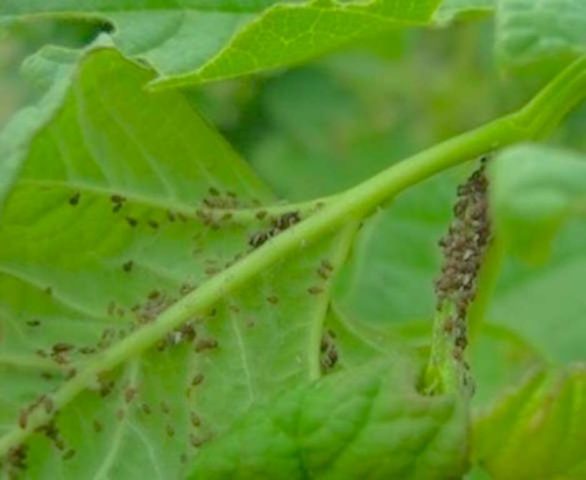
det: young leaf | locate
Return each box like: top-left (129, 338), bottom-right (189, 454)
top-left (188, 356), bottom-right (469, 480)
top-left (489, 144), bottom-right (586, 264)
top-left (0, 46), bottom-right (359, 478)
top-left (496, 0), bottom-right (586, 66)
top-left (473, 365), bottom-right (586, 479)
top-left (0, 0), bottom-right (442, 89)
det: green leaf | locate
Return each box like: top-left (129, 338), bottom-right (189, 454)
top-left (434, 0), bottom-right (493, 23)
top-left (188, 356), bottom-right (469, 480)
top-left (0, 46), bottom-right (361, 477)
top-left (496, 0), bottom-right (586, 67)
top-left (473, 365), bottom-right (586, 479)
top-left (489, 144), bottom-right (586, 264)
top-left (0, 0), bottom-right (442, 88)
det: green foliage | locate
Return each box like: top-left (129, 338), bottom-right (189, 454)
top-left (0, 0), bottom-right (441, 88)
top-left (489, 144), bottom-right (586, 264)
top-left (1, 0), bottom-right (586, 478)
top-left (473, 366), bottom-right (586, 479)
top-left (189, 357), bottom-right (468, 479)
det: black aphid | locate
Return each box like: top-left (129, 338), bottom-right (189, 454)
top-left (69, 192), bottom-right (81, 206)
top-left (122, 260), bottom-right (134, 273)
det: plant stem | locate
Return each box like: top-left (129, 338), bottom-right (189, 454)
top-left (2, 55), bottom-right (586, 457)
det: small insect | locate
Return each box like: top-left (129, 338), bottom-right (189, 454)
top-left (124, 386), bottom-right (137, 403)
top-left (190, 411), bottom-right (201, 428)
top-left (93, 420), bottom-right (103, 433)
top-left (141, 403), bottom-right (152, 415)
top-left (18, 409), bottom-right (28, 429)
top-left (161, 401), bottom-right (171, 414)
top-left (166, 425), bottom-right (175, 437)
top-left (52, 343), bottom-right (74, 354)
top-left (255, 210), bottom-right (268, 220)
top-left (122, 260), bottom-right (134, 273)
top-left (148, 220), bottom-right (159, 230)
top-left (191, 373), bottom-right (204, 386)
top-left (63, 449), bottom-right (76, 460)
top-left (248, 230), bottom-right (271, 248)
top-left (195, 338), bottom-right (218, 353)
top-left (69, 192), bottom-right (81, 206)
top-left (266, 295), bottom-right (279, 305)
top-left (307, 286), bottom-right (323, 295)
top-left (26, 319), bottom-right (41, 327)
top-left (125, 216), bottom-right (138, 227)
top-left (209, 187), bottom-right (220, 196)
top-left (116, 409), bottom-right (125, 421)
top-left (167, 210), bottom-right (177, 222)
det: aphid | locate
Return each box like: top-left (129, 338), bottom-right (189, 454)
top-left (249, 231), bottom-right (270, 248)
top-left (190, 411), bottom-right (201, 428)
top-left (267, 295), bottom-right (278, 305)
top-left (221, 212), bottom-right (233, 221)
top-left (204, 266), bottom-right (220, 276)
top-left (45, 286), bottom-right (53, 295)
top-left (148, 220), bottom-right (159, 230)
top-left (166, 425), bottom-right (175, 437)
top-left (35, 349), bottom-right (48, 358)
top-left (189, 434), bottom-right (205, 448)
top-left (63, 449), bottom-right (76, 460)
top-left (307, 286), bottom-right (323, 295)
top-left (321, 259), bottom-right (334, 272)
top-left (209, 187), bottom-right (220, 196)
top-left (125, 216), bottom-right (138, 227)
top-left (116, 409), bottom-right (125, 421)
top-left (124, 387), bottom-right (137, 403)
top-left (93, 420), bottom-right (103, 433)
top-left (255, 210), bottom-right (268, 220)
top-left (195, 338), bottom-right (218, 353)
top-left (65, 368), bottom-right (77, 380)
top-left (18, 409), bottom-right (28, 429)
top-left (122, 260), bottom-right (134, 273)
top-left (180, 453), bottom-right (188, 464)
top-left (141, 403), bottom-right (151, 415)
top-left (272, 211), bottom-right (300, 230)
top-left (7, 444), bottom-right (28, 470)
top-left (26, 319), bottom-right (41, 327)
top-left (160, 402), bottom-right (171, 414)
top-left (79, 346), bottom-right (96, 355)
top-left (69, 192), bottom-right (81, 206)
top-left (167, 210), bottom-right (177, 222)
top-left (40, 371), bottom-right (53, 381)
top-left (191, 373), bottom-right (204, 386)
top-left (52, 343), bottom-right (74, 354)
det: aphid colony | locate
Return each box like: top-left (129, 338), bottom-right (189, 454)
top-left (248, 211), bottom-right (301, 248)
top-left (434, 158), bottom-right (491, 377)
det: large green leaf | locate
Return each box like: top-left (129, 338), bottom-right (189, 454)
top-left (0, 0), bottom-right (441, 88)
top-left (188, 356), bottom-right (469, 480)
top-left (489, 144), bottom-right (586, 264)
top-left (473, 365), bottom-right (586, 479)
top-left (0, 45), bottom-right (376, 478)
top-left (496, 0), bottom-right (586, 66)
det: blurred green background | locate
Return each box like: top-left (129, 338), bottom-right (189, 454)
top-left (1, 13), bottom-right (585, 429)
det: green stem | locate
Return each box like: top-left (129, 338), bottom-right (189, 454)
top-left (2, 56), bottom-right (586, 457)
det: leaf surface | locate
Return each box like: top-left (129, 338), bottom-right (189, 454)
top-left (0, 0), bottom-right (442, 88)
top-left (496, 0), bottom-right (586, 66)
top-left (0, 45), bottom-right (359, 478)
top-left (473, 365), bottom-right (586, 479)
top-left (188, 356), bottom-right (469, 480)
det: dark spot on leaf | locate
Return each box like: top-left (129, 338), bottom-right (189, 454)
top-left (191, 373), bottom-right (204, 386)
top-left (124, 387), bottom-right (137, 403)
top-left (126, 216), bottom-right (138, 227)
top-left (123, 261), bottom-right (134, 273)
top-left (68, 192), bottom-right (80, 206)
top-left (307, 286), bottom-right (324, 295)
top-left (195, 338), bottom-right (218, 353)
top-left (63, 449), bottom-right (75, 460)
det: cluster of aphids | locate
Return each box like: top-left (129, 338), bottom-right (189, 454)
top-left (248, 211), bottom-right (301, 248)
top-left (320, 329), bottom-right (339, 373)
top-left (434, 158), bottom-right (491, 374)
